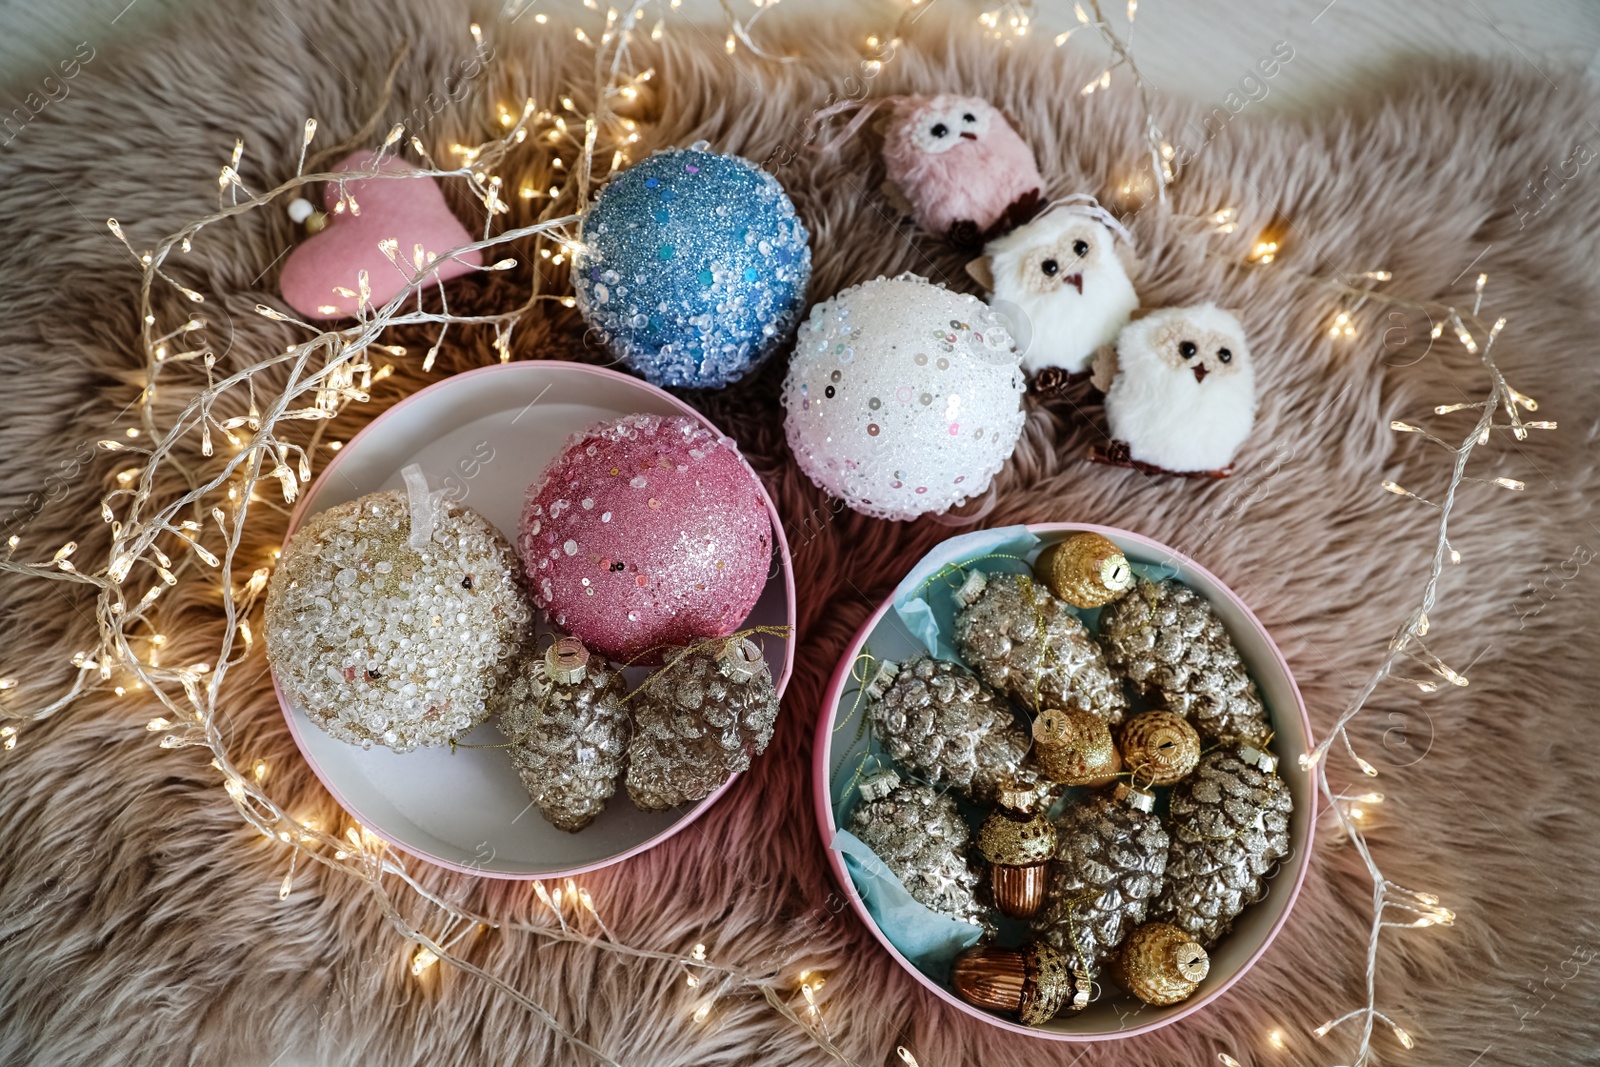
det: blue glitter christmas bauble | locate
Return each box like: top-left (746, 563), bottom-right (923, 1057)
top-left (571, 145), bottom-right (812, 389)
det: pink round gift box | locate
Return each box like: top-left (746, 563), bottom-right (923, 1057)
top-left (273, 360), bottom-right (795, 879)
top-left (811, 522), bottom-right (1315, 1040)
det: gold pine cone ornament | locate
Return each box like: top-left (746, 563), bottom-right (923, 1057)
top-left (1119, 710), bottom-right (1202, 787)
top-left (1032, 707), bottom-right (1121, 786)
top-left (1110, 922), bottom-right (1210, 1006)
top-left (976, 791), bottom-right (1059, 919)
top-left (950, 941), bottom-right (1088, 1025)
top-left (1034, 531), bottom-right (1135, 609)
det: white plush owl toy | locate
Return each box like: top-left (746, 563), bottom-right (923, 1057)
top-left (966, 196), bottom-right (1140, 387)
top-left (1092, 303), bottom-right (1256, 477)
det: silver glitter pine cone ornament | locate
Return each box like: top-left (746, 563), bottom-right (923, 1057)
top-left (264, 482), bottom-right (529, 752)
top-left (867, 654), bottom-right (1057, 807)
top-left (496, 636), bottom-right (629, 833)
top-left (624, 636), bottom-right (779, 811)
top-left (848, 769), bottom-right (988, 928)
top-left (1033, 783), bottom-right (1169, 982)
top-left (1153, 744), bottom-right (1293, 948)
top-left (1096, 577), bottom-right (1271, 746)
top-left (952, 570), bottom-right (1127, 724)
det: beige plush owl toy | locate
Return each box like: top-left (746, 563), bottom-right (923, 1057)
top-left (967, 196), bottom-right (1140, 393)
top-left (1090, 304), bottom-right (1257, 477)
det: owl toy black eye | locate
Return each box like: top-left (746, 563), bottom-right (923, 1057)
top-left (930, 123), bottom-right (949, 138)
top-left (1040, 259), bottom-right (1060, 276)
top-left (962, 112), bottom-right (977, 123)
top-left (1178, 341), bottom-right (1197, 358)
top-left (1072, 239), bottom-right (1089, 257)
top-left (1217, 347), bottom-right (1233, 363)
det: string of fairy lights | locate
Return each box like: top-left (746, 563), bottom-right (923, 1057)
top-left (0, 2), bottom-right (1541, 1065)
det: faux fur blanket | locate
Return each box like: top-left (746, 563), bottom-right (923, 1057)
top-left (2, 2), bottom-right (1598, 1066)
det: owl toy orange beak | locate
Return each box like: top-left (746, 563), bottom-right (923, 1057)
top-left (1192, 364), bottom-right (1209, 383)
top-left (960, 131), bottom-right (979, 140)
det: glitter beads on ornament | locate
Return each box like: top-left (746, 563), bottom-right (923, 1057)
top-left (571, 145), bottom-right (811, 389)
top-left (520, 413), bottom-right (772, 664)
top-left (952, 570), bottom-right (1127, 723)
top-left (868, 655), bottom-right (1054, 807)
top-left (848, 769), bottom-right (988, 929)
top-left (781, 273), bottom-right (1026, 521)
top-left (1033, 785), bottom-right (1169, 975)
top-left (264, 481), bottom-right (529, 752)
top-left (496, 636), bottom-right (628, 833)
top-left (1154, 745), bottom-right (1293, 948)
top-left (624, 636), bottom-right (780, 811)
top-left (1097, 577), bottom-right (1271, 746)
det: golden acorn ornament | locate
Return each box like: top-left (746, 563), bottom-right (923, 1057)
top-left (1118, 710), bottom-right (1202, 787)
top-left (950, 941), bottom-right (1088, 1025)
top-left (1032, 707), bottom-right (1121, 786)
top-left (1110, 922), bottom-right (1210, 1006)
top-left (952, 570), bottom-right (1128, 723)
top-left (976, 790), bottom-right (1059, 918)
top-left (1034, 532), bottom-right (1135, 609)
top-left (1097, 577), bottom-right (1271, 747)
top-left (496, 635), bottom-right (628, 833)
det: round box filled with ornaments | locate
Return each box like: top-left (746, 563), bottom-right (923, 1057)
top-left (812, 524), bottom-right (1314, 1040)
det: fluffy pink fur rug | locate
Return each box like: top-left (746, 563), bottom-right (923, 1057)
top-left (2, 2), bottom-right (1598, 1066)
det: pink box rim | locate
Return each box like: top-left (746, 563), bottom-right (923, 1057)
top-left (274, 359), bottom-right (797, 880)
top-left (810, 521), bottom-right (1316, 1041)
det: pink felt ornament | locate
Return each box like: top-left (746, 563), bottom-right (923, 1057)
top-left (519, 414), bottom-right (772, 664)
top-left (822, 95), bottom-right (1045, 249)
top-left (279, 150), bottom-right (481, 320)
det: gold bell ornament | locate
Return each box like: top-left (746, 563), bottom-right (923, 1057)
top-left (1034, 531), bottom-right (1135, 609)
top-left (1118, 710), bottom-right (1201, 787)
top-left (1109, 921), bottom-right (1210, 1006)
top-left (1032, 707), bottom-right (1121, 787)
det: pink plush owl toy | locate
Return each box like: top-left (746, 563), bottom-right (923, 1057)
top-left (820, 94), bottom-right (1046, 249)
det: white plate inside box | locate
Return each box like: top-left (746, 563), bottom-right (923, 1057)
top-left (273, 361), bottom-right (795, 878)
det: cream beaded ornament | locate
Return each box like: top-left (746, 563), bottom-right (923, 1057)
top-left (780, 274), bottom-right (1026, 521)
top-left (952, 570), bottom-right (1128, 723)
top-left (624, 636), bottom-right (779, 811)
top-left (867, 654), bottom-right (1055, 807)
top-left (848, 769), bottom-right (988, 929)
top-left (496, 636), bottom-right (629, 833)
top-left (264, 469), bottom-right (529, 752)
top-left (1096, 577), bottom-right (1271, 747)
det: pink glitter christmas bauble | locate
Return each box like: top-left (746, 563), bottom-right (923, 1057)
top-left (520, 413), bottom-right (772, 663)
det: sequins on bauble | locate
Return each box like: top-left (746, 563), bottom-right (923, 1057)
top-left (519, 413), bottom-right (772, 664)
top-left (263, 490), bottom-right (530, 752)
top-left (780, 273), bottom-right (1026, 520)
top-left (571, 144), bottom-right (812, 389)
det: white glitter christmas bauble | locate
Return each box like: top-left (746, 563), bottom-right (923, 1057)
top-left (264, 490), bottom-right (530, 752)
top-left (780, 273), bottom-right (1025, 520)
